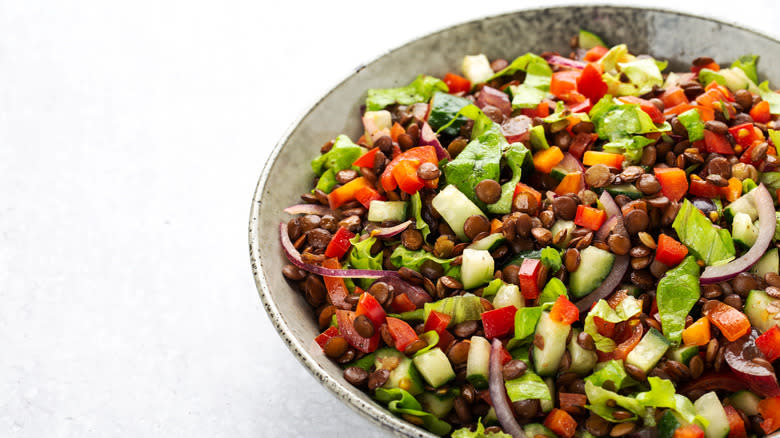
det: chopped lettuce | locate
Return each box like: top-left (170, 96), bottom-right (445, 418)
top-left (375, 388), bottom-right (452, 436)
top-left (493, 53), bottom-right (552, 109)
top-left (589, 95), bottom-right (670, 163)
top-left (585, 381), bottom-right (644, 423)
top-left (349, 235), bottom-right (384, 288)
top-left (615, 58), bottom-right (665, 96)
top-left (366, 74), bottom-right (448, 111)
top-left (390, 246), bottom-right (454, 273)
top-left (481, 278), bottom-right (504, 299)
top-left (602, 136), bottom-right (656, 164)
top-left (452, 419), bottom-right (512, 438)
top-left (505, 371), bottom-right (552, 402)
top-left (583, 297), bottom-right (641, 352)
top-left (656, 256), bottom-right (700, 346)
top-left (676, 108), bottom-right (705, 142)
top-left (584, 360), bottom-right (638, 390)
top-left (635, 377), bottom-right (707, 427)
top-left (443, 128), bottom-right (504, 210)
top-left (600, 45), bottom-right (631, 74)
top-left (732, 54), bottom-right (759, 84)
top-left (537, 278), bottom-right (567, 306)
top-left (310, 135), bottom-right (364, 192)
top-left (487, 142), bottom-right (531, 214)
top-left (672, 199), bottom-right (736, 266)
top-left (512, 306), bottom-right (543, 345)
top-left (759, 80), bottom-right (780, 115)
top-left (410, 192), bottom-right (431, 242)
top-left (423, 294), bottom-right (483, 325)
top-left (540, 247), bottom-right (562, 272)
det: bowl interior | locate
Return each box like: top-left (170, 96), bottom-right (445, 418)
top-left (250, 6), bottom-right (780, 437)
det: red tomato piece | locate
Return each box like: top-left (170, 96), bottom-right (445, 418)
top-left (389, 293), bottom-right (417, 313)
top-left (729, 123), bottom-right (763, 148)
top-left (314, 326), bottom-right (340, 350)
top-left (724, 405), bottom-right (748, 438)
top-left (703, 130), bottom-right (735, 155)
top-left (544, 408), bottom-right (577, 438)
top-left (423, 310), bottom-right (452, 334)
top-left (356, 292), bottom-right (387, 328)
top-left (353, 147), bottom-right (379, 168)
top-left (583, 46), bottom-right (608, 62)
top-left (688, 177), bottom-right (723, 199)
top-left (576, 63), bottom-right (607, 102)
top-left (618, 96), bottom-right (665, 124)
top-left (551, 70), bottom-right (583, 103)
top-left (354, 185), bottom-right (384, 209)
top-left (336, 309), bottom-right (380, 353)
top-left (654, 167), bottom-right (688, 202)
top-left (322, 258), bottom-right (351, 309)
top-left (323, 227), bottom-right (355, 259)
top-left (481, 305), bottom-right (517, 339)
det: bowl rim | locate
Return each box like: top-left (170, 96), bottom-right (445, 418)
top-left (248, 5), bottom-right (780, 436)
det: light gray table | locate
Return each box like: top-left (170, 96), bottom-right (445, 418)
top-left (1, 1), bottom-right (776, 437)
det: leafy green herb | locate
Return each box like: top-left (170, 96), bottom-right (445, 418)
top-left (656, 256), bottom-right (700, 346)
top-left (759, 80), bottom-right (780, 115)
top-left (589, 96), bottom-right (670, 163)
top-left (487, 142), bottom-right (531, 214)
top-left (672, 199), bottom-right (736, 265)
top-left (505, 371), bottom-right (552, 402)
top-left (584, 298), bottom-right (641, 352)
top-left (349, 235), bottom-right (384, 288)
top-left (428, 92), bottom-right (472, 137)
top-left (410, 192), bottom-right (431, 242)
top-left (310, 135), bottom-right (364, 192)
top-left (493, 53), bottom-right (552, 109)
top-left (375, 388), bottom-right (452, 436)
top-left (677, 108), bottom-right (705, 142)
top-left (366, 75), bottom-right (448, 111)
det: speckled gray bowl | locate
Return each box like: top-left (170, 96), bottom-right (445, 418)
top-left (250, 6), bottom-right (780, 437)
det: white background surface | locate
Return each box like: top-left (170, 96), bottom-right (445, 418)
top-left (1, 1), bottom-right (777, 437)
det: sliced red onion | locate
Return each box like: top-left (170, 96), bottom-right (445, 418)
top-left (489, 338), bottom-right (526, 438)
top-left (575, 254), bottom-right (630, 313)
top-left (599, 191), bottom-right (621, 219)
top-left (678, 372), bottom-right (748, 397)
top-left (410, 103), bottom-right (429, 121)
top-left (376, 276), bottom-right (432, 307)
top-left (283, 204), bottom-right (333, 216)
top-left (594, 215), bottom-right (620, 243)
top-left (557, 152), bottom-right (585, 173)
top-left (477, 86), bottom-right (512, 118)
top-left (370, 220), bottom-right (413, 238)
top-left (501, 115), bottom-right (533, 143)
top-left (701, 184), bottom-right (775, 284)
top-left (420, 122), bottom-right (449, 161)
top-left (279, 222), bottom-right (400, 279)
top-left (544, 54), bottom-right (587, 70)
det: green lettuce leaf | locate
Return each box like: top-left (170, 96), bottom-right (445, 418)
top-left (512, 306), bottom-right (543, 345)
top-left (585, 381), bottom-right (644, 423)
top-left (600, 45), bottom-right (630, 74)
top-left (584, 298), bottom-right (641, 352)
top-left (423, 294), bottom-right (484, 326)
top-left (617, 58), bottom-right (665, 96)
top-left (656, 256), bottom-right (701, 345)
top-left (505, 371), bottom-right (552, 402)
top-left (672, 199), bottom-right (736, 265)
top-left (375, 388), bottom-right (452, 436)
top-left (390, 246), bottom-right (454, 273)
top-left (540, 247), bottom-right (562, 272)
top-left (537, 278), bottom-right (567, 306)
top-left (584, 359), bottom-right (638, 390)
top-left (349, 235), bottom-right (383, 288)
top-left (452, 418), bottom-right (512, 438)
top-left (481, 278), bottom-right (504, 299)
top-left (758, 81), bottom-right (780, 115)
top-left (443, 129), bottom-right (504, 210)
top-left (732, 54), bottom-right (759, 84)
top-left (589, 96), bottom-right (670, 163)
top-left (410, 192), bottom-right (431, 242)
top-left (677, 108), bottom-right (705, 142)
top-left (366, 75), bottom-right (448, 111)
top-left (602, 136), bottom-right (656, 163)
top-left (487, 142), bottom-right (531, 214)
top-left (489, 53), bottom-right (552, 85)
top-left (635, 377), bottom-right (707, 427)
top-left (310, 135), bottom-right (364, 192)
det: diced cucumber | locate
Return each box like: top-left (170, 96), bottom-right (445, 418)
top-left (462, 54), bottom-right (493, 85)
top-left (524, 423), bottom-right (557, 438)
top-left (540, 377), bottom-right (555, 413)
top-left (550, 165), bottom-right (570, 182)
top-left (466, 336), bottom-right (491, 389)
top-left (530, 125), bottom-right (550, 150)
top-left (732, 212), bottom-right (758, 248)
top-left (694, 391), bottom-right (730, 438)
top-left (418, 392), bottom-right (455, 419)
top-left (568, 328), bottom-right (598, 375)
top-left (605, 184), bottom-right (642, 200)
top-left (745, 289), bottom-right (780, 333)
top-left (413, 348), bottom-right (456, 388)
top-left (367, 200), bottom-right (408, 223)
top-left (461, 249), bottom-right (495, 289)
top-left (492, 283), bottom-right (525, 309)
top-left (751, 247), bottom-right (779, 277)
top-left (432, 185), bottom-right (487, 241)
top-left (467, 233), bottom-right (505, 251)
top-left (625, 328), bottom-right (670, 374)
top-left (729, 390), bottom-right (761, 416)
top-left (569, 246), bottom-right (615, 298)
top-left (533, 311), bottom-right (572, 376)
top-left (578, 30), bottom-right (606, 50)
top-left (550, 220), bottom-right (576, 249)
top-left (724, 188), bottom-right (758, 223)
top-left (666, 345), bottom-right (700, 366)
top-left (375, 348), bottom-right (424, 395)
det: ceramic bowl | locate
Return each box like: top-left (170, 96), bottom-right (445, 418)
top-left (249, 6), bottom-right (780, 437)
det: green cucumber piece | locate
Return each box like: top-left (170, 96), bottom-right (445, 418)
top-left (467, 232), bottom-right (505, 251)
top-left (413, 348), bottom-right (455, 388)
top-left (625, 328), bottom-right (670, 374)
top-left (466, 336), bottom-right (491, 389)
top-left (666, 345), bottom-right (700, 366)
top-left (530, 125), bottom-right (550, 150)
top-left (492, 283), bottom-right (525, 309)
top-left (423, 294), bottom-right (483, 326)
top-left (461, 249), bottom-right (495, 289)
top-left (751, 247), bottom-right (779, 277)
top-left (524, 423), bottom-right (557, 438)
top-left (550, 220), bottom-right (576, 249)
top-left (431, 185), bottom-right (487, 241)
top-left (462, 54), bottom-right (494, 85)
top-left (540, 377), bottom-right (555, 413)
top-left (367, 200), bottom-right (408, 223)
top-left (732, 212), bottom-right (758, 248)
top-left (550, 165), bottom-right (569, 182)
top-left (745, 289), bottom-right (780, 333)
top-left (694, 391), bottom-right (730, 438)
top-left (418, 392), bottom-right (455, 419)
top-left (375, 348), bottom-right (424, 395)
top-left (729, 390), bottom-right (761, 416)
top-left (724, 188), bottom-right (758, 222)
top-left (578, 30), bottom-right (606, 50)
top-left (532, 311), bottom-right (572, 376)
top-left (569, 246), bottom-right (616, 298)
top-left (568, 328), bottom-right (598, 375)
top-left (605, 184), bottom-right (643, 200)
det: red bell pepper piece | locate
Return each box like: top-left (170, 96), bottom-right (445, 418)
top-left (443, 72), bottom-right (471, 94)
top-left (550, 295), bottom-right (579, 325)
top-left (567, 98), bottom-right (592, 114)
top-left (759, 396), bottom-right (780, 434)
top-left (323, 227), bottom-right (355, 259)
top-left (353, 147), bottom-right (379, 168)
top-left (551, 70), bottom-right (585, 103)
top-left (617, 96), bottom-right (665, 124)
top-left (654, 167), bottom-right (688, 202)
top-left (688, 176), bottom-right (723, 198)
top-left (655, 234), bottom-right (688, 266)
top-left (356, 292), bottom-right (387, 328)
top-left (380, 146), bottom-right (437, 192)
top-left (328, 177), bottom-right (373, 209)
top-left (391, 159), bottom-right (425, 194)
top-left (756, 326), bottom-right (780, 362)
top-left (354, 185), bottom-right (383, 209)
top-left (751, 101), bottom-right (772, 124)
top-left (390, 293), bottom-right (417, 313)
top-left (574, 204), bottom-right (606, 231)
top-left (724, 405), bottom-right (747, 438)
top-left (674, 425), bottom-right (705, 438)
top-left (576, 63), bottom-right (607, 103)
top-left (518, 258), bottom-right (542, 299)
top-left (322, 258), bottom-right (351, 309)
top-left (703, 300), bottom-right (751, 342)
top-left (703, 130), bottom-right (735, 155)
top-left (597, 319), bottom-right (643, 361)
top-left (314, 326), bottom-right (340, 350)
top-left (513, 182), bottom-right (542, 207)
top-left (729, 123), bottom-right (763, 148)
top-left (692, 60), bottom-right (720, 74)
top-left (424, 310), bottom-right (452, 334)
top-left (336, 309), bottom-right (380, 353)
top-left (660, 86), bottom-right (689, 109)
top-left (544, 409), bottom-right (577, 438)
top-left (583, 46), bottom-right (608, 62)
top-left (385, 316), bottom-right (420, 352)
top-left (481, 305), bottom-right (517, 339)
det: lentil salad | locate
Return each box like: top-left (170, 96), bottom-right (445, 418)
top-left (279, 30), bottom-right (780, 437)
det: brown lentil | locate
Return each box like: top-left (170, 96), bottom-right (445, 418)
top-left (404, 338), bottom-right (428, 356)
top-left (577, 331), bottom-right (595, 351)
top-left (624, 363), bottom-right (647, 381)
top-left (416, 162), bottom-right (440, 180)
top-left (447, 341), bottom-right (471, 365)
top-left (689, 355), bottom-right (704, 379)
top-left (343, 366), bottom-right (369, 387)
top-left (400, 228), bottom-right (423, 250)
top-left (565, 248), bottom-right (581, 272)
top-left (765, 272), bottom-right (780, 288)
top-left (735, 89), bottom-right (754, 110)
top-left (282, 264), bottom-right (307, 281)
top-left (585, 164), bottom-right (613, 188)
top-left (474, 179), bottom-right (502, 204)
top-left (368, 281), bottom-right (391, 306)
top-left (607, 234), bottom-right (631, 255)
top-left (323, 336), bottom-right (349, 358)
top-left (531, 227), bottom-right (553, 245)
top-left (767, 286), bottom-right (780, 299)
top-left (464, 215), bottom-right (491, 240)
top-left (586, 413), bottom-right (611, 437)
top-left (638, 232), bottom-right (656, 249)
top-left (502, 359), bottom-right (528, 380)
top-left (453, 320), bottom-right (479, 338)
top-left (354, 314), bottom-right (375, 338)
top-left (705, 338), bottom-right (719, 363)
top-left (552, 195), bottom-right (578, 220)
top-left (367, 368), bottom-right (391, 391)
top-left (610, 422), bottom-right (636, 437)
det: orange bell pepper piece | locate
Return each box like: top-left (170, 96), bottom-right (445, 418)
top-left (750, 100), bottom-right (771, 123)
top-left (682, 317), bottom-right (710, 346)
top-left (328, 177), bottom-right (372, 209)
top-left (722, 177), bottom-right (743, 202)
top-left (582, 151), bottom-right (624, 168)
top-left (654, 167), bottom-right (688, 202)
top-left (554, 172), bottom-right (583, 196)
top-left (533, 146), bottom-right (564, 173)
top-left (703, 300), bottom-right (751, 342)
top-left (655, 234), bottom-right (689, 266)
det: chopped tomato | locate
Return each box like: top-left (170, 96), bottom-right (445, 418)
top-left (513, 182), bottom-right (543, 206)
top-left (729, 123), bottom-right (763, 148)
top-left (756, 326), bottom-right (780, 362)
top-left (391, 159), bottom-right (425, 194)
top-left (518, 258), bottom-right (542, 300)
top-left (322, 258), bottom-right (351, 309)
top-left (618, 96), bottom-right (665, 124)
top-left (336, 309), bottom-right (381, 353)
top-left (314, 326), bottom-right (340, 350)
top-left (544, 409), bottom-right (577, 438)
top-left (654, 167), bottom-right (688, 202)
top-left (356, 292), bottom-right (387, 328)
top-left (583, 45), bottom-right (609, 62)
top-left (674, 424), bottom-right (705, 438)
top-left (353, 147), bottom-right (379, 168)
top-left (583, 151), bottom-right (624, 168)
top-left (576, 63), bottom-right (607, 102)
top-left (385, 316), bottom-right (420, 352)
top-left (758, 396), bottom-right (780, 434)
top-left (443, 72), bottom-right (471, 94)
top-left (751, 100), bottom-right (772, 123)
top-left (655, 234), bottom-right (688, 266)
top-left (354, 185), bottom-right (383, 209)
top-left (324, 227), bottom-right (355, 259)
top-left (574, 205), bottom-right (606, 231)
top-left (703, 300), bottom-right (751, 342)
top-left (533, 146), bottom-right (565, 173)
top-left (703, 130), bottom-right (735, 155)
top-left (550, 295), bottom-right (579, 325)
top-left (660, 86), bottom-right (689, 109)
top-left (682, 317), bottom-right (710, 347)
top-left (481, 305), bottom-right (517, 339)
top-left (724, 405), bottom-right (747, 438)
